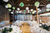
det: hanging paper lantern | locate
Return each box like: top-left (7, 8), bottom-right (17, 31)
top-left (46, 4), bottom-right (50, 8)
top-left (32, 11), bottom-right (36, 14)
top-left (26, 7), bottom-right (29, 10)
top-left (8, 9), bottom-right (11, 11)
top-left (24, 10), bottom-right (26, 12)
top-left (3, 0), bottom-right (9, 2)
top-left (11, 12), bottom-right (13, 14)
top-left (28, 10), bottom-right (29, 13)
top-left (31, 9), bottom-right (33, 11)
top-left (5, 5), bottom-right (8, 8)
top-left (23, 12), bottom-right (25, 14)
top-left (34, 1), bottom-right (40, 7)
top-left (19, 11), bottom-right (22, 13)
top-left (17, 11), bottom-right (19, 13)
top-left (17, 8), bottom-right (20, 10)
top-left (46, 9), bottom-right (50, 11)
top-left (20, 2), bottom-right (24, 7)
top-left (16, 11), bottom-right (17, 13)
top-left (7, 4), bottom-right (12, 8)
top-left (29, 12), bottom-right (31, 14)
top-left (12, 7), bottom-right (15, 10)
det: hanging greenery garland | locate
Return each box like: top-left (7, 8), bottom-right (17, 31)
top-left (20, 2), bottom-right (24, 7)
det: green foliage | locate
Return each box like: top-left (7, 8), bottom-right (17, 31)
top-left (39, 25), bottom-right (49, 31)
top-left (9, 28), bottom-right (12, 32)
top-left (2, 28), bottom-right (7, 33)
top-left (2, 27), bottom-right (12, 33)
top-left (31, 20), bottom-right (33, 21)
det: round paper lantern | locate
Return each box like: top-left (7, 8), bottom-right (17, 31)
top-left (37, 8), bottom-right (40, 10)
top-left (29, 12), bottom-right (31, 14)
top-left (26, 7), bottom-right (29, 10)
top-left (23, 12), bottom-right (25, 14)
top-left (32, 11), bottom-right (36, 14)
top-left (12, 7), bottom-right (15, 10)
top-left (35, 1), bottom-right (40, 7)
top-left (17, 11), bottom-right (19, 13)
top-left (3, 0), bottom-right (9, 2)
top-left (11, 12), bottom-right (13, 14)
top-left (24, 10), bottom-right (26, 12)
top-left (7, 4), bottom-right (12, 8)
top-left (5, 5), bottom-right (8, 8)
top-left (16, 11), bottom-right (17, 13)
top-left (31, 9), bottom-right (33, 11)
top-left (46, 4), bottom-right (50, 8)
top-left (46, 9), bottom-right (50, 11)
top-left (8, 9), bottom-right (11, 11)
top-left (28, 10), bottom-right (29, 13)
top-left (20, 2), bottom-right (24, 7)
top-left (17, 8), bottom-right (20, 10)
top-left (19, 11), bottom-right (22, 13)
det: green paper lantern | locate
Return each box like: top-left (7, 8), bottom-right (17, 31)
top-left (46, 9), bottom-right (50, 11)
top-left (30, 12), bottom-right (31, 14)
top-left (20, 2), bottom-right (24, 7)
top-left (12, 7), bottom-right (15, 10)
top-left (16, 11), bottom-right (17, 13)
top-left (9, 9), bottom-right (11, 11)
top-left (32, 11), bottom-right (36, 14)
top-left (23, 12), bottom-right (25, 14)
top-left (34, 1), bottom-right (40, 7)
top-left (7, 4), bottom-right (12, 8)
top-left (24, 10), bottom-right (26, 12)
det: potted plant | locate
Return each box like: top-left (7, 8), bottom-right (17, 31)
top-left (2, 27), bottom-right (12, 33)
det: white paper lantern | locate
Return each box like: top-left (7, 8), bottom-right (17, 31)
top-left (11, 12), bottom-right (13, 14)
top-left (3, 0), bottom-right (9, 2)
top-left (26, 7), bottom-right (29, 10)
top-left (31, 9), bottom-right (33, 11)
top-left (5, 5), bottom-right (8, 8)
top-left (17, 8), bottom-right (20, 10)
top-left (17, 11), bottom-right (18, 13)
top-left (46, 4), bottom-right (50, 8)
top-left (37, 8), bottom-right (40, 10)
top-left (7, 4), bottom-right (12, 8)
top-left (19, 11), bottom-right (22, 13)
top-left (28, 10), bottom-right (29, 13)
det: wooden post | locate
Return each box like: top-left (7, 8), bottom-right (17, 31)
top-left (36, 7), bottom-right (39, 23)
top-left (13, 10), bottom-right (15, 23)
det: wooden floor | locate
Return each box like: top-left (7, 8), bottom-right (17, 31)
top-left (20, 23), bottom-right (31, 33)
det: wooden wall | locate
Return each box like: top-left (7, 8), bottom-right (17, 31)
top-left (0, 5), bottom-right (9, 22)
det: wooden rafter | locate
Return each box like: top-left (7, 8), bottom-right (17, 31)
top-left (14, 0), bottom-right (19, 6)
